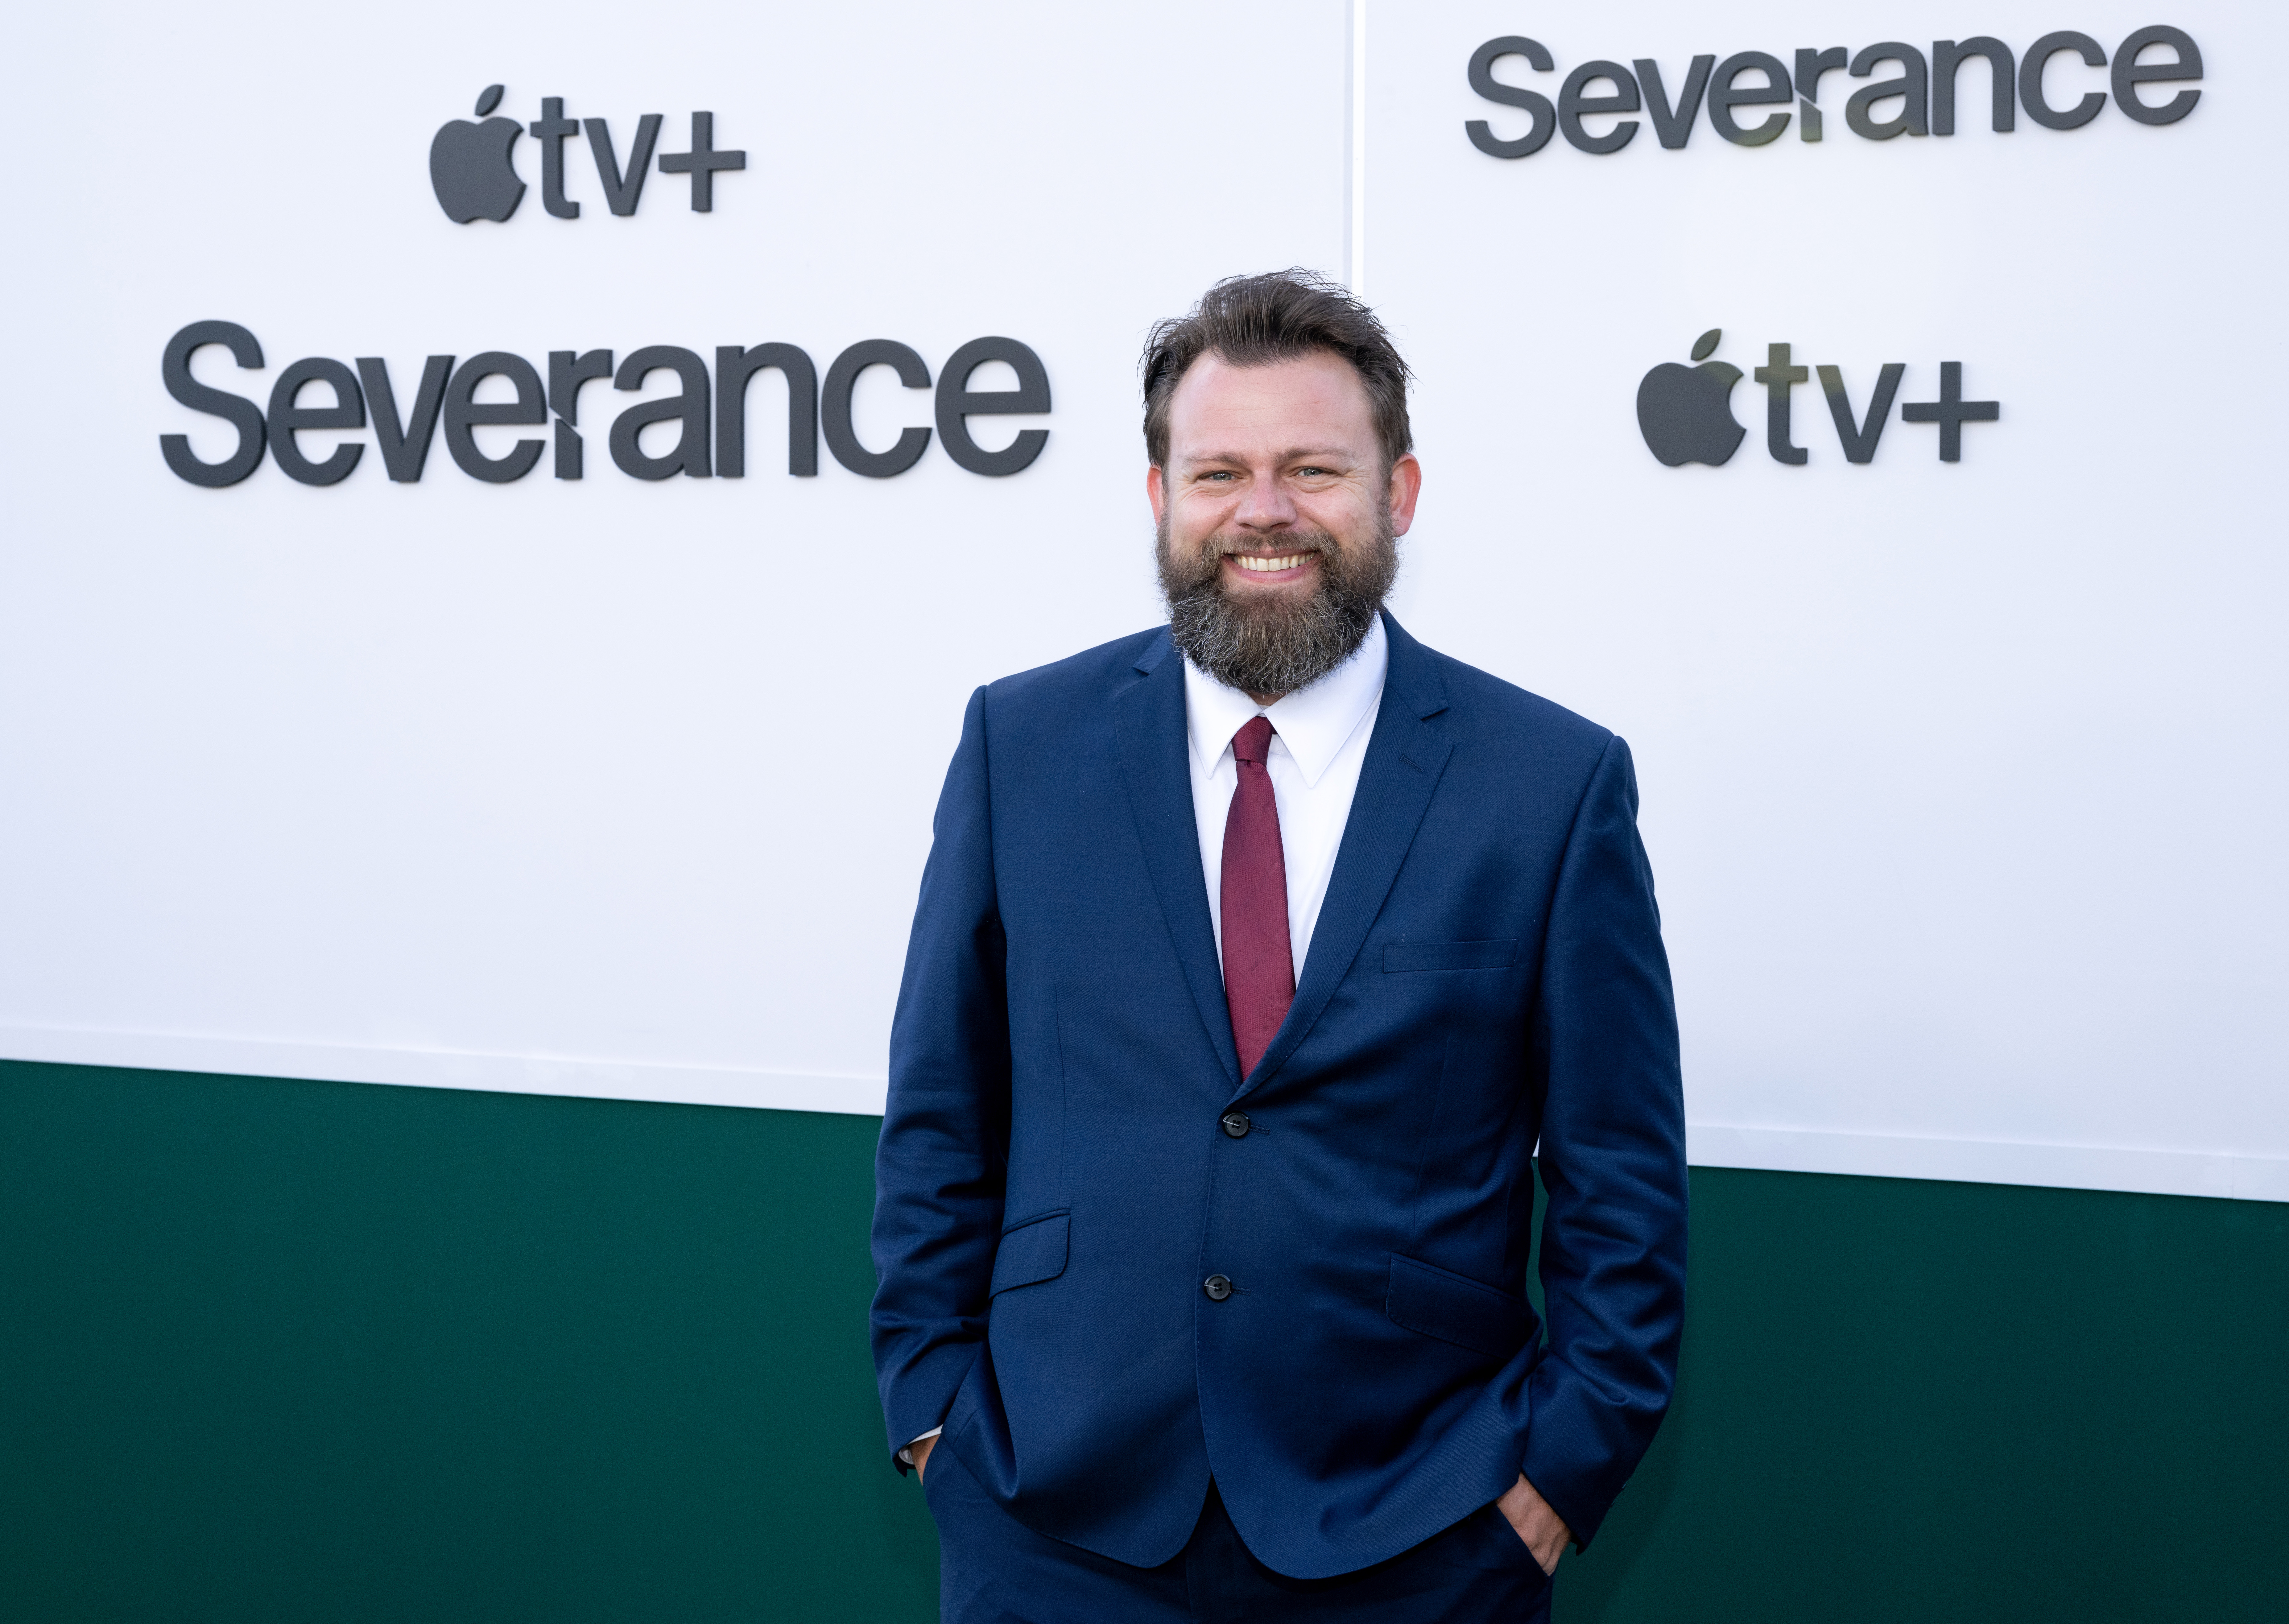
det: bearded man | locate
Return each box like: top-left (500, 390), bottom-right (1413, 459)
top-left (872, 271), bottom-right (1687, 1623)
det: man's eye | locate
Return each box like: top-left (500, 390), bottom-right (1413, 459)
top-left (1202, 471), bottom-right (1237, 481)
top-left (1295, 466), bottom-right (1331, 478)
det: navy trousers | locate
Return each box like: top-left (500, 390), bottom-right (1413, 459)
top-left (926, 1443), bottom-right (1556, 1624)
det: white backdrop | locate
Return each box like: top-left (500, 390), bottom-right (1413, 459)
top-left (2, 1), bottom-right (2281, 1200)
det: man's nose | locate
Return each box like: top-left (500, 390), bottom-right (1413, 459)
top-left (1232, 469), bottom-right (1297, 531)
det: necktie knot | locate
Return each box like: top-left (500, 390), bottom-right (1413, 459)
top-left (1232, 715), bottom-right (1275, 768)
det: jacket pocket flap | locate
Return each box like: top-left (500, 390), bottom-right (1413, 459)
top-left (989, 1210), bottom-right (1070, 1297)
top-left (1386, 1253), bottom-right (1531, 1359)
top-left (1382, 939), bottom-right (1519, 973)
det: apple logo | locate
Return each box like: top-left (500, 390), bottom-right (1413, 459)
top-left (1636, 329), bottom-right (1746, 467)
top-left (430, 85), bottom-right (525, 223)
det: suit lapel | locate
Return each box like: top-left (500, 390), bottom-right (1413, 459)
top-left (1237, 613), bottom-right (1452, 1101)
top-left (1112, 632), bottom-right (1242, 1088)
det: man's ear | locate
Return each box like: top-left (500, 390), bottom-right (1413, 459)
top-left (1146, 462), bottom-right (1167, 525)
top-left (1386, 452), bottom-right (1423, 538)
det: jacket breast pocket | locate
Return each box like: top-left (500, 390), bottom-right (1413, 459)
top-left (1382, 939), bottom-right (1519, 974)
top-left (989, 1209), bottom-right (1070, 1297)
top-left (1386, 1253), bottom-right (1531, 1359)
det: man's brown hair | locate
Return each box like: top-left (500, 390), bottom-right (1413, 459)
top-left (1140, 270), bottom-right (1413, 471)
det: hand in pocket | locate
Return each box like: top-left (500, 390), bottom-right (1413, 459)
top-left (1496, 1473), bottom-right (1570, 1576)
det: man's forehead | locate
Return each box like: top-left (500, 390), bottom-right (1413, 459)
top-left (1166, 352), bottom-right (1375, 451)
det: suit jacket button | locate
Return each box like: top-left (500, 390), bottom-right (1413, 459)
top-left (1220, 1111), bottom-right (1251, 1139)
top-left (1203, 1274), bottom-right (1233, 1301)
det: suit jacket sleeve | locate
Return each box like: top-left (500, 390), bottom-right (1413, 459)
top-left (1518, 734), bottom-right (1689, 1546)
top-left (870, 686), bottom-right (1012, 1467)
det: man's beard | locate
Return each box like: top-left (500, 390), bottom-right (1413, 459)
top-left (1156, 512), bottom-right (1399, 699)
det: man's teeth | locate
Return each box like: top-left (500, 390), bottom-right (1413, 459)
top-left (1233, 554), bottom-right (1307, 572)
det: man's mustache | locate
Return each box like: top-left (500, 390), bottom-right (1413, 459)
top-left (1165, 532), bottom-right (1338, 577)
top-left (1212, 535), bottom-right (1329, 556)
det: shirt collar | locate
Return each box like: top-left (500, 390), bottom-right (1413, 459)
top-left (1182, 614), bottom-right (1389, 788)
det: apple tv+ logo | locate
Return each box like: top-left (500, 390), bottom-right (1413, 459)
top-left (430, 84), bottom-right (743, 222)
top-left (1636, 331), bottom-right (1999, 466)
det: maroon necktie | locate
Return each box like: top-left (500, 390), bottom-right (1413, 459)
top-left (1222, 716), bottom-right (1294, 1077)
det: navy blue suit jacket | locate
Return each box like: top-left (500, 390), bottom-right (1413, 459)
top-left (871, 614), bottom-right (1686, 1579)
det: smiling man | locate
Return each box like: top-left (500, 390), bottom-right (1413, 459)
top-left (872, 271), bottom-right (1687, 1623)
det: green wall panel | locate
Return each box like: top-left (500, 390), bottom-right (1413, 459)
top-left (3, 1059), bottom-right (2283, 1622)
top-left (1560, 1167), bottom-right (2288, 1621)
top-left (0, 1060), bottom-right (936, 1623)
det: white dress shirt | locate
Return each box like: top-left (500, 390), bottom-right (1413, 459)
top-left (1183, 614), bottom-right (1389, 981)
top-left (901, 617), bottom-right (1389, 1469)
